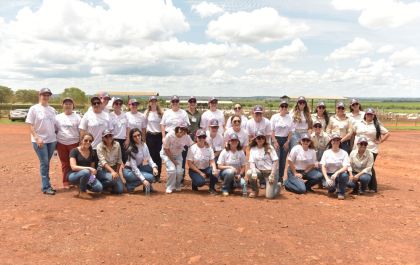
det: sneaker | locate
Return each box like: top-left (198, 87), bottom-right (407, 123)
top-left (248, 192), bottom-right (256, 198)
top-left (175, 187), bottom-right (182, 192)
top-left (209, 189), bottom-right (217, 195)
top-left (43, 188), bottom-right (55, 195)
top-left (338, 194), bottom-right (345, 200)
top-left (165, 189), bottom-right (173, 194)
top-left (222, 191), bottom-right (229, 196)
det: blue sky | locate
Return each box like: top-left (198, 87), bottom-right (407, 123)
top-left (0, 0), bottom-right (419, 97)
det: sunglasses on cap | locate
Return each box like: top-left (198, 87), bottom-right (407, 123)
top-left (92, 101), bottom-right (101, 106)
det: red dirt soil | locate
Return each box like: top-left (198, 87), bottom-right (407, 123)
top-left (0, 124), bottom-right (419, 265)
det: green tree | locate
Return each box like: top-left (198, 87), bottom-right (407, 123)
top-left (15, 89), bottom-right (38, 103)
top-left (0, 86), bottom-right (14, 103)
top-left (61, 87), bottom-right (88, 105)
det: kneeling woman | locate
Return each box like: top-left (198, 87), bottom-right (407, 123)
top-left (187, 129), bottom-right (218, 194)
top-left (217, 133), bottom-right (247, 196)
top-left (320, 133), bottom-right (350, 200)
top-left (285, 133), bottom-right (323, 194)
top-left (68, 133), bottom-right (103, 198)
top-left (123, 128), bottom-right (158, 194)
top-left (347, 137), bottom-right (374, 195)
top-left (246, 131), bottom-right (280, 199)
top-left (96, 130), bottom-right (124, 194)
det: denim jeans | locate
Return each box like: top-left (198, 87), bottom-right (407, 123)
top-left (32, 142), bottom-right (57, 192)
top-left (289, 131), bottom-right (307, 150)
top-left (369, 153), bottom-right (378, 192)
top-left (275, 136), bottom-right (288, 183)
top-left (161, 153), bottom-right (183, 191)
top-left (284, 168), bottom-right (323, 194)
top-left (245, 169), bottom-right (280, 199)
top-left (341, 140), bottom-right (351, 154)
top-left (97, 168), bottom-right (124, 194)
top-left (189, 167), bottom-right (217, 191)
top-left (323, 172), bottom-right (349, 196)
top-left (219, 168), bottom-right (246, 194)
top-left (68, 169), bottom-right (103, 193)
top-left (347, 172), bottom-right (371, 192)
top-left (123, 165), bottom-right (155, 192)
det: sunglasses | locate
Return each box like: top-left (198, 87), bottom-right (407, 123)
top-left (280, 105), bottom-right (288, 108)
top-left (352, 103), bottom-right (359, 106)
top-left (188, 100), bottom-right (196, 103)
top-left (318, 106), bottom-right (325, 109)
top-left (337, 107), bottom-right (345, 110)
top-left (198, 135), bottom-right (207, 139)
top-left (332, 138), bottom-right (341, 142)
top-left (359, 142), bottom-right (368, 146)
top-left (130, 103), bottom-right (139, 106)
top-left (298, 101), bottom-right (306, 104)
top-left (83, 139), bottom-right (93, 143)
top-left (233, 120), bottom-right (241, 123)
top-left (302, 139), bottom-right (311, 142)
top-left (171, 100), bottom-right (180, 103)
top-left (104, 134), bottom-right (113, 138)
top-left (314, 125), bottom-right (322, 128)
top-left (234, 107), bottom-right (241, 110)
top-left (133, 134), bottom-right (141, 138)
top-left (92, 101), bottom-right (101, 106)
top-left (256, 136), bottom-right (265, 140)
top-left (113, 102), bottom-right (122, 106)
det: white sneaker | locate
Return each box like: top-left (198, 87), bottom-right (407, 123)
top-left (165, 188), bottom-right (173, 194)
top-left (175, 187), bottom-right (182, 192)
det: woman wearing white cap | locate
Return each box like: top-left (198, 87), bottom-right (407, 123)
top-left (206, 119), bottom-right (225, 163)
top-left (226, 103), bottom-right (248, 130)
top-left (311, 101), bottom-right (329, 130)
top-left (123, 128), bottom-right (158, 194)
top-left (347, 137), bottom-right (374, 195)
top-left (284, 133), bottom-right (323, 194)
top-left (353, 108), bottom-right (390, 192)
top-left (110, 97), bottom-right (129, 163)
top-left (224, 115), bottom-right (249, 150)
top-left (320, 133), bottom-right (350, 200)
top-left (290, 96), bottom-right (313, 149)
top-left (96, 130), bottom-right (124, 194)
top-left (160, 95), bottom-right (190, 138)
top-left (26, 88), bottom-right (57, 195)
top-left (326, 102), bottom-right (353, 154)
top-left (55, 97), bottom-right (81, 189)
top-left (311, 120), bottom-right (330, 162)
top-left (270, 100), bottom-right (293, 184)
top-left (126, 98), bottom-right (147, 141)
top-left (218, 133), bottom-right (247, 196)
top-left (200, 97), bottom-right (225, 134)
top-left (144, 96), bottom-right (164, 182)
top-left (246, 105), bottom-right (271, 141)
top-left (246, 131), bottom-right (280, 199)
top-left (187, 129), bottom-right (218, 194)
top-left (160, 122), bottom-right (194, 194)
top-left (79, 96), bottom-right (112, 149)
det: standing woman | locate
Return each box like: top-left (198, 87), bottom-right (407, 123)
top-left (160, 122), bottom-right (194, 194)
top-left (126, 98), bottom-right (147, 141)
top-left (347, 98), bottom-right (365, 149)
top-left (123, 128), bottom-right (159, 194)
top-left (145, 96), bottom-right (164, 182)
top-left (218, 133), bottom-right (247, 197)
top-left (206, 119), bottom-right (224, 163)
top-left (68, 133), bottom-right (103, 198)
top-left (353, 108), bottom-right (390, 192)
top-left (290, 96), bottom-right (313, 149)
top-left (96, 130), bottom-right (124, 194)
top-left (26, 88), bottom-right (57, 195)
top-left (224, 115), bottom-right (249, 150)
top-left (225, 103), bottom-right (248, 130)
top-left (311, 121), bottom-right (330, 162)
top-left (270, 100), bottom-right (293, 184)
top-left (160, 95), bottom-right (190, 138)
top-left (200, 97), bottom-right (225, 134)
top-left (246, 131), bottom-right (280, 199)
top-left (326, 102), bottom-right (353, 154)
top-left (320, 133), bottom-right (350, 200)
top-left (347, 137), bottom-right (374, 195)
top-left (110, 97), bottom-right (129, 163)
top-left (187, 129), bottom-right (218, 194)
top-left (55, 97), bottom-right (81, 189)
top-left (311, 101), bottom-right (329, 130)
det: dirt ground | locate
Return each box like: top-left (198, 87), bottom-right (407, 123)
top-left (0, 124), bottom-right (419, 265)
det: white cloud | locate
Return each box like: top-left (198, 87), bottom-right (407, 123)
top-left (191, 1), bottom-right (224, 18)
top-left (390, 47), bottom-right (420, 67)
top-left (206, 7), bottom-right (309, 43)
top-left (377, 45), bottom-right (395, 54)
top-left (325, 37), bottom-right (372, 61)
top-left (269, 39), bottom-right (307, 61)
top-left (332, 0), bottom-right (420, 29)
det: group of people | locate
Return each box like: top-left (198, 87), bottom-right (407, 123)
top-left (26, 88), bottom-right (390, 200)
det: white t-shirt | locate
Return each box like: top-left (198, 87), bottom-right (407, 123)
top-left (218, 149), bottom-right (246, 171)
top-left (288, 145), bottom-right (317, 170)
top-left (246, 117), bottom-right (271, 139)
top-left (270, 113), bottom-right (294, 137)
top-left (25, 104), bottom-right (57, 143)
top-left (225, 115), bottom-right (248, 130)
top-left (205, 131), bottom-right (224, 152)
top-left (110, 112), bottom-right (128, 140)
top-left (160, 109), bottom-right (190, 132)
top-left (320, 149), bottom-right (350, 174)
top-left (186, 143), bottom-right (215, 169)
top-left (79, 111), bottom-right (112, 149)
top-left (290, 111), bottom-right (309, 131)
top-left (55, 112), bottom-right (81, 145)
top-left (161, 131), bottom-right (194, 156)
top-left (146, 111), bottom-right (162, 133)
top-left (223, 127), bottom-right (249, 147)
top-left (126, 111), bottom-right (147, 131)
top-left (201, 109), bottom-right (225, 134)
top-left (249, 146), bottom-right (278, 171)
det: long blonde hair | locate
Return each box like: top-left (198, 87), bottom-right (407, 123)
top-left (145, 101), bottom-right (163, 118)
top-left (292, 102), bottom-right (313, 129)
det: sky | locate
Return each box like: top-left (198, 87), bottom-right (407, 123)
top-left (0, 0), bottom-right (420, 97)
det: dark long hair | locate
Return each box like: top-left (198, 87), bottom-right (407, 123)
top-left (364, 114), bottom-right (381, 141)
top-left (79, 133), bottom-right (95, 161)
top-left (249, 136), bottom-right (272, 155)
top-left (225, 139), bottom-right (243, 151)
top-left (126, 128), bottom-right (144, 159)
top-left (313, 106), bottom-right (329, 127)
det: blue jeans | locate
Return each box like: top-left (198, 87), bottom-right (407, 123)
top-left (341, 140), bottom-right (351, 154)
top-left (32, 142), bottom-right (57, 192)
top-left (347, 172), bottom-right (371, 192)
top-left (289, 131), bottom-right (307, 150)
top-left (275, 136), bottom-right (288, 183)
top-left (97, 168), bottom-right (124, 194)
top-left (219, 168), bottom-right (246, 194)
top-left (284, 168), bottom-right (323, 194)
top-left (323, 172), bottom-right (349, 196)
top-left (68, 169), bottom-right (103, 193)
top-left (189, 167), bottom-right (217, 191)
top-left (123, 165), bottom-right (155, 192)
